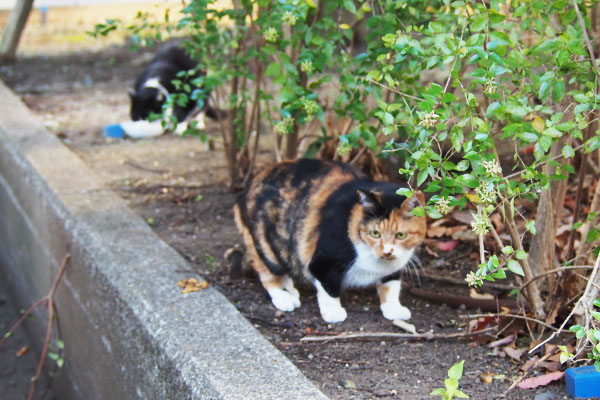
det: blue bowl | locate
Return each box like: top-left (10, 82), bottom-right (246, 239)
top-left (566, 366), bottom-right (600, 398)
top-left (103, 124), bottom-right (125, 138)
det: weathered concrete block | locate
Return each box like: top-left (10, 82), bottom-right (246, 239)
top-left (0, 81), bottom-right (327, 400)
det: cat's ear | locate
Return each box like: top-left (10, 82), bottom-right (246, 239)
top-left (400, 191), bottom-right (425, 217)
top-left (357, 189), bottom-right (380, 210)
top-left (127, 88), bottom-right (136, 99)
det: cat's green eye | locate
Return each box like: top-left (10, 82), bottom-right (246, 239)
top-left (369, 230), bottom-right (381, 238)
top-left (395, 232), bottom-right (407, 240)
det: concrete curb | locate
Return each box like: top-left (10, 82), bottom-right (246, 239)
top-left (0, 80), bottom-right (327, 399)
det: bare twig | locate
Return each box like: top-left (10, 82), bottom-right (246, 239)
top-left (123, 160), bottom-right (169, 174)
top-left (530, 252), bottom-right (600, 354)
top-left (503, 142), bottom-right (586, 180)
top-left (520, 265), bottom-right (596, 291)
top-left (0, 254), bottom-right (70, 400)
top-left (573, 0), bottom-right (600, 81)
top-left (300, 326), bottom-right (498, 342)
top-left (418, 272), bottom-right (515, 291)
top-left (466, 313), bottom-right (559, 332)
top-left (502, 201), bottom-right (547, 320)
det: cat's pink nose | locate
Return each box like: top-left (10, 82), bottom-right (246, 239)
top-left (382, 249), bottom-right (394, 258)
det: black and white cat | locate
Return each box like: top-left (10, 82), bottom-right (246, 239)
top-left (129, 43), bottom-right (222, 129)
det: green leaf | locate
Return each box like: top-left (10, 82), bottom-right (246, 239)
top-left (264, 62), bottom-right (281, 77)
top-left (396, 188), bottom-right (413, 197)
top-left (493, 269), bottom-right (507, 279)
top-left (539, 81), bottom-right (551, 101)
top-left (448, 360), bottom-right (465, 380)
top-left (430, 388), bottom-right (446, 396)
top-left (501, 246), bottom-right (514, 255)
top-left (516, 249), bottom-right (527, 260)
top-left (343, 0), bottom-right (356, 13)
top-left (553, 79), bottom-right (565, 103)
top-left (507, 259), bottom-right (525, 276)
top-left (570, 325), bottom-right (583, 332)
top-left (525, 220), bottom-right (537, 235)
top-left (412, 207), bottom-right (425, 217)
top-left (427, 207), bottom-right (443, 219)
top-left (454, 389), bottom-right (470, 399)
top-left (428, 83), bottom-right (443, 98)
top-left (383, 112), bottom-right (394, 125)
top-left (470, 15), bottom-right (487, 32)
top-left (562, 145), bottom-right (575, 158)
top-left (417, 169), bottom-right (429, 186)
top-left (456, 160), bottom-right (470, 171)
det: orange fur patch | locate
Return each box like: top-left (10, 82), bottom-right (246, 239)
top-left (377, 284), bottom-right (390, 304)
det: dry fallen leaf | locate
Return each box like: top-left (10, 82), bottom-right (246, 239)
top-left (517, 371), bottom-right (564, 390)
top-left (177, 278), bottom-right (208, 294)
top-left (437, 240), bottom-right (460, 252)
top-left (488, 334), bottom-right (515, 348)
top-left (503, 345), bottom-right (524, 361)
top-left (520, 357), bottom-right (539, 372)
top-left (15, 345), bottom-right (29, 357)
top-left (541, 361), bottom-right (562, 372)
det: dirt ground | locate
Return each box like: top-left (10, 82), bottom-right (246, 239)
top-left (0, 7), bottom-right (577, 399)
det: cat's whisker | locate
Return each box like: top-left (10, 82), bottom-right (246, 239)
top-left (401, 261), bottom-right (418, 286)
top-left (405, 258), bottom-right (422, 287)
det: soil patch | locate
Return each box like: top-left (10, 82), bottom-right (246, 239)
top-left (0, 45), bottom-right (571, 399)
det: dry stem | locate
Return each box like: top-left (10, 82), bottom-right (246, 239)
top-left (0, 253), bottom-right (70, 400)
top-left (502, 202), bottom-right (547, 320)
top-left (530, 252), bottom-right (600, 354)
top-left (300, 326), bottom-right (497, 343)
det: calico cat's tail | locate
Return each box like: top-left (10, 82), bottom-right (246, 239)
top-left (224, 247), bottom-right (244, 278)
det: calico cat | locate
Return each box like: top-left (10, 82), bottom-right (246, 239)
top-left (233, 158), bottom-right (426, 323)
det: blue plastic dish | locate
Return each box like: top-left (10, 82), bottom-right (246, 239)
top-left (566, 366), bottom-right (600, 398)
top-left (103, 124), bottom-right (125, 139)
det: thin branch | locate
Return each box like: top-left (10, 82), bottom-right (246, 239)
top-left (573, 0), bottom-right (600, 80)
top-left (367, 78), bottom-right (424, 101)
top-left (467, 313), bottom-right (559, 332)
top-left (520, 265), bottom-right (596, 291)
top-left (0, 254), bottom-right (71, 400)
top-left (300, 326), bottom-right (498, 342)
top-left (28, 254), bottom-right (70, 400)
top-left (418, 272), bottom-right (515, 291)
top-left (503, 142), bottom-right (586, 180)
top-left (530, 252), bottom-right (600, 354)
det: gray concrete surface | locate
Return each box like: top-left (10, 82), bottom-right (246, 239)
top-left (0, 80), bottom-right (327, 399)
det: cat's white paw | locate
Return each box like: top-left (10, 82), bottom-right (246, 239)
top-left (320, 304), bottom-right (348, 323)
top-left (381, 302), bottom-right (411, 321)
top-left (269, 289), bottom-right (298, 312)
top-left (282, 276), bottom-right (301, 308)
top-left (288, 290), bottom-right (301, 308)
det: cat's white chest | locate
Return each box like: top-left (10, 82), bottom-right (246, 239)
top-left (342, 243), bottom-right (414, 288)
